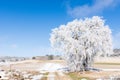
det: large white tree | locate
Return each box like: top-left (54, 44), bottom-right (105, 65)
top-left (50, 16), bottom-right (113, 72)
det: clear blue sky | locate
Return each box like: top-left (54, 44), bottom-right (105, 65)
top-left (0, 0), bottom-right (120, 57)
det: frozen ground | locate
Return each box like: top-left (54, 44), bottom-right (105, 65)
top-left (0, 60), bottom-right (70, 80)
top-left (0, 59), bottom-right (120, 80)
top-left (39, 63), bottom-right (65, 72)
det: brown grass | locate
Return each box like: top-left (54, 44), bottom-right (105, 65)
top-left (41, 72), bottom-right (49, 80)
top-left (67, 71), bottom-right (120, 80)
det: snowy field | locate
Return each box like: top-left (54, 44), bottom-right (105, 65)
top-left (94, 57), bottom-right (120, 63)
top-left (0, 58), bottom-right (120, 80)
top-left (0, 60), bottom-right (71, 80)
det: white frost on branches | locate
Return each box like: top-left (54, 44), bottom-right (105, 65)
top-left (50, 16), bottom-right (113, 72)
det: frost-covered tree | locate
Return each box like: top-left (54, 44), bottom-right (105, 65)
top-left (50, 16), bottom-right (113, 72)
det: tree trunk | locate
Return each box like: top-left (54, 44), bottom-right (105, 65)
top-left (66, 53), bottom-right (92, 72)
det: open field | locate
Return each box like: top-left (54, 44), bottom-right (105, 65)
top-left (0, 57), bottom-right (120, 80)
top-left (0, 60), bottom-right (71, 80)
top-left (94, 57), bottom-right (120, 69)
top-left (67, 57), bottom-right (120, 80)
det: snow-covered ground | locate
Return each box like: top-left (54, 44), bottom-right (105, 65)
top-left (0, 61), bottom-right (66, 80)
top-left (0, 60), bottom-right (120, 80)
top-left (39, 63), bottom-right (65, 72)
top-left (102, 69), bottom-right (120, 71)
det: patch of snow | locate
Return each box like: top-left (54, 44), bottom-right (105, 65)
top-left (0, 71), bottom-right (9, 79)
top-left (39, 63), bottom-right (64, 72)
top-left (57, 72), bottom-right (65, 76)
top-left (47, 73), bottom-right (55, 80)
top-left (102, 69), bottom-right (120, 71)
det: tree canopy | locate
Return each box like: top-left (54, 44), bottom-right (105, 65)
top-left (50, 16), bottom-right (113, 72)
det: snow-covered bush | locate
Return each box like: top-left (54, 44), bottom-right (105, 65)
top-left (50, 16), bottom-right (113, 72)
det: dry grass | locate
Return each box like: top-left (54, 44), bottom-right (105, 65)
top-left (67, 72), bottom-right (91, 80)
top-left (55, 72), bottom-right (72, 80)
top-left (67, 71), bottom-right (120, 80)
top-left (41, 72), bottom-right (49, 80)
top-left (93, 63), bottom-right (120, 69)
top-left (27, 71), bottom-right (40, 75)
top-left (94, 62), bottom-right (120, 65)
top-left (94, 57), bottom-right (120, 63)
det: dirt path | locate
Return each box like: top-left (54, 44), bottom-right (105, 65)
top-left (55, 71), bottom-right (72, 80)
top-left (47, 72), bottom-right (55, 80)
top-left (39, 62), bottom-right (72, 80)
